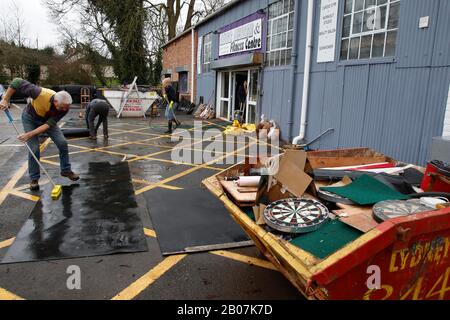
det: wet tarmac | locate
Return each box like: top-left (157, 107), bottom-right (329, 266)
top-left (0, 108), bottom-right (302, 300)
top-left (2, 162), bottom-right (147, 264)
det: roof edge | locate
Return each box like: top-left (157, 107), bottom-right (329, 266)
top-left (162, 0), bottom-right (243, 48)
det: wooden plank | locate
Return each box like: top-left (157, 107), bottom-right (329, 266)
top-left (220, 180), bottom-right (257, 203)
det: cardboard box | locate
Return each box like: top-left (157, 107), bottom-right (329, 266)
top-left (215, 150), bottom-right (316, 225)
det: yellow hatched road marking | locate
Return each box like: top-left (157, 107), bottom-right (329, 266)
top-left (0, 134), bottom-right (56, 206)
top-left (135, 142), bottom-right (254, 195)
top-left (210, 250), bottom-right (278, 272)
top-left (0, 237), bottom-right (15, 249)
top-left (132, 179), bottom-right (183, 191)
top-left (0, 287), bottom-right (24, 300)
top-left (0, 162), bottom-right (28, 206)
top-left (138, 156), bottom-right (223, 171)
top-left (41, 159), bottom-right (60, 166)
top-left (143, 228), bottom-right (157, 238)
top-left (9, 190), bottom-right (40, 202)
top-left (111, 255), bottom-right (186, 300)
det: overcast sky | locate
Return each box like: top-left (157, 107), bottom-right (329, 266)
top-left (3, 0), bottom-right (60, 49)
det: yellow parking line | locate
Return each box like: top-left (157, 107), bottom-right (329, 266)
top-left (128, 131), bottom-right (225, 164)
top-left (139, 156), bottom-right (223, 172)
top-left (132, 179), bottom-right (183, 191)
top-left (111, 255), bottom-right (186, 300)
top-left (14, 179), bottom-right (50, 191)
top-left (41, 159), bottom-right (60, 166)
top-left (205, 120), bottom-right (228, 130)
top-left (0, 287), bottom-right (24, 300)
top-left (210, 250), bottom-right (278, 271)
top-left (0, 162), bottom-right (28, 206)
top-left (134, 141), bottom-right (230, 156)
top-left (9, 190), bottom-right (40, 202)
top-left (0, 237), bottom-right (15, 249)
top-left (41, 149), bottom-right (91, 160)
top-left (135, 143), bottom-right (254, 195)
top-left (143, 228), bottom-right (156, 238)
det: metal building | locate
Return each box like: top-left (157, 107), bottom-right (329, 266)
top-left (194, 0), bottom-right (450, 165)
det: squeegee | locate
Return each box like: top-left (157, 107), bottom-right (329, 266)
top-left (3, 109), bottom-right (62, 200)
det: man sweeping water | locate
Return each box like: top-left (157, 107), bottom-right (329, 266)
top-left (0, 78), bottom-right (80, 191)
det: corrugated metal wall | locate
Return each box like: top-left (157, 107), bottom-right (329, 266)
top-left (196, 0), bottom-right (450, 165)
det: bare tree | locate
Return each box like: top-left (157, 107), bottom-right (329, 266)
top-left (0, 1), bottom-right (28, 47)
top-left (200, 0), bottom-right (228, 17)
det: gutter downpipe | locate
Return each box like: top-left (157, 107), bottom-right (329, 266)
top-left (292, 0), bottom-right (314, 145)
top-left (287, 0), bottom-right (301, 142)
top-left (191, 26), bottom-right (196, 104)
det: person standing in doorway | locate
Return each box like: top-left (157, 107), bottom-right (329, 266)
top-left (162, 78), bottom-right (181, 134)
top-left (237, 80), bottom-right (248, 122)
top-left (85, 98), bottom-right (110, 140)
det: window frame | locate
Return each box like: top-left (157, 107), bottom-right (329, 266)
top-left (265, 0), bottom-right (296, 68)
top-left (202, 33), bottom-right (213, 73)
top-left (178, 71), bottom-right (189, 94)
top-left (339, 0), bottom-right (401, 62)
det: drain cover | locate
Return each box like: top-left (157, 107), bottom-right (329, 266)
top-left (263, 198), bottom-right (329, 234)
top-left (373, 200), bottom-right (433, 222)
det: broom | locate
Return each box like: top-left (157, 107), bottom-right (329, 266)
top-left (3, 109), bottom-right (62, 200)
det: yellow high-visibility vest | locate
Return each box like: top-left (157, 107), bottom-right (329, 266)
top-left (31, 88), bottom-right (56, 117)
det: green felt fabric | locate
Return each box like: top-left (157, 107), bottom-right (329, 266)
top-left (243, 207), bottom-right (255, 221)
top-left (243, 207), bottom-right (362, 259)
top-left (290, 220), bottom-right (363, 259)
top-left (321, 174), bottom-right (410, 205)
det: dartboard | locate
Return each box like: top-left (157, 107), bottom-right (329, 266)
top-left (317, 189), bottom-right (355, 205)
top-left (263, 198), bottom-right (329, 234)
top-left (373, 200), bottom-right (433, 222)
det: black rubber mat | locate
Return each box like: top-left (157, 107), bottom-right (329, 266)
top-left (144, 169), bottom-right (251, 255)
top-left (2, 162), bottom-right (148, 264)
top-left (62, 128), bottom-right (90, 138)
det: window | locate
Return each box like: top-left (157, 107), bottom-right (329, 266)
top-left (202, 33), bottom-right (212, 73)
top-left (341, 0), bottom-right (400, 61)
top-left (266, 0), bottom-right (295, 67)
top-left (179, 72), bottom-right (188, 93)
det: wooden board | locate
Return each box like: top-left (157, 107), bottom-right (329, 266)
top-left (307, 148), bottom-right (390, 169)
top-left (220, 180), bottom-right (257, 204)
top-left (333, 204), bottom-right (379, 233)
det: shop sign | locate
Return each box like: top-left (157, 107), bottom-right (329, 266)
top-left (317, 0), bottom-right (339, 63)
top-left (219, 18), bottom-right (263, 57)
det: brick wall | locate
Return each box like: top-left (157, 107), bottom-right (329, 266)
top-left (162, 31), bottom-right (198, 102)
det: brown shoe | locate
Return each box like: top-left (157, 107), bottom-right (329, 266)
top-left (61, 171), bottom-right (80, 181)
top-left (30, 180), bottom-right (40, 191)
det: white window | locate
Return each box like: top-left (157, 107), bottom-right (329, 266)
top-left (443, 86), bottom-right (450, 137)
top-left (340, 0), bottom-right (400, 61)
top-left (266, 0), bottom-right (295, 67)
top-left (202, 33), bottom-right (212, 73)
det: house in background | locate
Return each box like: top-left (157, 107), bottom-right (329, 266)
top-left (162, 28), bottom-right (198, 104)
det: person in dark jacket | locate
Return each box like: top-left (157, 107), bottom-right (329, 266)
top-left (85, 99), bottom-right (110, 140)
top-left (0, 78), bottom-right (79, 191)
top-left (162, 78), bottom-right (181, 134)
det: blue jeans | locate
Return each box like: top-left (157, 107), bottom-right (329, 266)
top-left (22, 112), bottom-right (71, 180)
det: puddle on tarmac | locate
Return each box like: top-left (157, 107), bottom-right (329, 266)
top-left (1, 162), bottom-right (147, 264)
top-left (131, 162), bottom-right (176, 183)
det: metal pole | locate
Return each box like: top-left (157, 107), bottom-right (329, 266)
top-left (4, 110), bottom-right (57, 187)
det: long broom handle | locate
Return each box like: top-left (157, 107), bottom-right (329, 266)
top-left (4, 109), bottom-right (57, 187)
